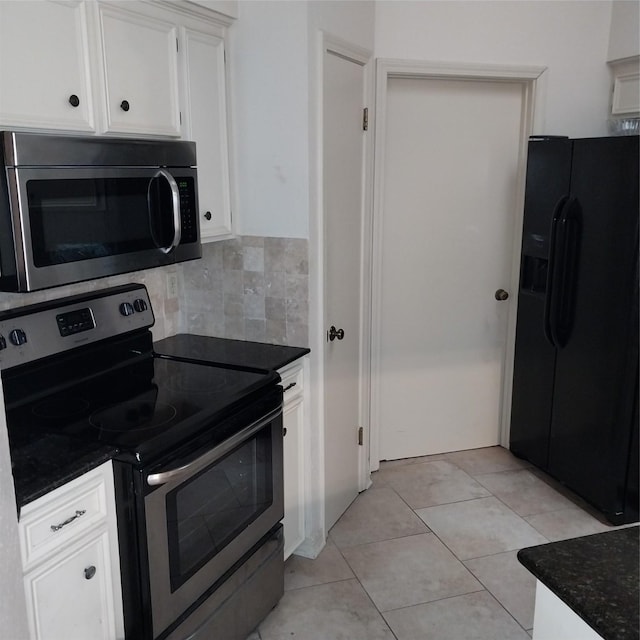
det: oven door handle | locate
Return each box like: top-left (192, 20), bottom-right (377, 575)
top-left (146, 406), bottom-right (282, 487)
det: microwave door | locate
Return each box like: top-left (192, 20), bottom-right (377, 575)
top-left (4, 167), bottom-right (198, 292)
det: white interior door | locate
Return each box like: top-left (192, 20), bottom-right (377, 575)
top-left (376, 75), bottom-right (525, 461)
top-left (323, 45), bottom-right (367, 531)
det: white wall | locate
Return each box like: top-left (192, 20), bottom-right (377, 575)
top-left (375, 0), bottom-right (614, 138)
top-left (0, 380), bottom-right (29, 638)
top-left (608, 0), bottom-right (640, 60)
top-left (230, 1), bottom-right (310, 238)
top-left (228, 0), bottom-right (375, 240)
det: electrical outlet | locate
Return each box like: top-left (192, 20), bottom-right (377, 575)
top-left (166, 272), bottom-right (179, 299)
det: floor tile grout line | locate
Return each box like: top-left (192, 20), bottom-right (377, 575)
top-left (462, 556), bottom-right (535, 633)
top-left (377, 583), bottom-right (487, 615)
top-left (327, 533), bottom-right (401, 639)
top-left (477, 584), bottom-right (534, 636)
top-left (266, 448), bottom-right (615, 640)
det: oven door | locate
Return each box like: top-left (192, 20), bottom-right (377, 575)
top-left (3, 166), bottom-right (200, 291)
top-left (143, 405), bottom-right (284, 639)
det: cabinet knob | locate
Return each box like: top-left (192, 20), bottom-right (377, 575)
top-left (84, 566), bottom-right (97, 580)
top-left (120, 100), bottom-right (130, 112)
top-left (68, 94), bottom-right (80, 108)
top-left (204, 211), bottom-right (212, 221)
top-left (283, 427), bottom-right (287, 437)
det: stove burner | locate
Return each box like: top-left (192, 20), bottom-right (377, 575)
top-left (164, 370), bottom-right (232, 394)
top-left (89, 400), bottom-right (177, 432)
top-left (33, 397), bottom-right (90, 420)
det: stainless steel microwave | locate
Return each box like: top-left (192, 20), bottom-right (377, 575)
top-left (0, 131), bottom-right (201, 292)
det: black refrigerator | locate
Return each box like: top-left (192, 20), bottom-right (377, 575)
top-left (510, 135), bottom-right (639, 525)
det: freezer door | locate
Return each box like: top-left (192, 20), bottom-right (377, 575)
top-left (548, 136), bottom-right (639, 522)
top-left (510, 138), bottom-right (572, 468)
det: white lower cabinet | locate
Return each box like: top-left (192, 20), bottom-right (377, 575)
top-left (532, 581), bottom-right (604, 640)
top-left (24, 529), bottom-right (118, 640)
top-left (18, 462), bottom-right (124, 640)
top-left (280, 359), bottom-right (307, 559)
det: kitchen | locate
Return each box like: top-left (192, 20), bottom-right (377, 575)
top-left (0, 1), bottom-right (638, 639)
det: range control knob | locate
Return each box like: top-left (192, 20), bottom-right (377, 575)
top-left (133, 298), bottom-right (148, 313)
top-left (119, 302), bottom-right (135, 317)
top-left (0, 335), bottom-right (6, 350)
top-left (9, 328), bottom-right (27, 346)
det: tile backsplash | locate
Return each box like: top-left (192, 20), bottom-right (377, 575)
top-left (0, 266), bottom-right (180, 341)
top-left (180, 236), bottom-right (309, 347)
top-left (0, 235), bottom-right (309, 348)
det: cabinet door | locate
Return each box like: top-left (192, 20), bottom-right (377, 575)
top-left (0, 0), bottom-right (94, 131)
top-left (181, 28), bottom-right (233, 239)
top-left (24, 529), bottom-right (120, 640)
top-left (282, 395), bottom-right (305, 559)
top-left (97, 3), bottom-right (181, 136)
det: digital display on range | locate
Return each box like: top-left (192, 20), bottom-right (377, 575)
top-left (56, 307), bottom-right (95, 337)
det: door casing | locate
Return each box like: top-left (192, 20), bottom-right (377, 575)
top-left (303, 32), bottom-right (374, 555)
top-left (370, 59), bottom-right (547, 469)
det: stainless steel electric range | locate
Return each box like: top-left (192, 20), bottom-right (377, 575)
top-left (1, 284), bottom-right (285, 640)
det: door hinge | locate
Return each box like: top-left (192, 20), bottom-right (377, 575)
top-left (362, 108), bottom-right (369, 131)
top-left (357, 426), bottom-right (364, 446)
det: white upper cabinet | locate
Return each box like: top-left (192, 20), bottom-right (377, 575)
top-left (180, 26), bottom-right (233, 239)
top-left (0, 0), bottom-right (95, 131)
top-left (0, 0), bottom-right (236, 239)
top-left (95, 2), bottom-right (181, 137)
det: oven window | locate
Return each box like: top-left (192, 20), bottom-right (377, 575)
top-left (26, 176), bottom-right (196, 266)
top-left (165, 425), bottom-right (273, 592)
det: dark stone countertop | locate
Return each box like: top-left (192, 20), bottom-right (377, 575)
top-left (518, 526), bottom-right (640, 640)
top-left (154, 334), bottom-right (310, 373)
top-left (9, 429), bottom-right (117, 511)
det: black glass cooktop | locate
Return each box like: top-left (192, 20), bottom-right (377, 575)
top-left (6, 353), bottom-right (279, 465)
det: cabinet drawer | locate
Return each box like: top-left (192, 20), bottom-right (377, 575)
top-left (279, 363), bottom-right (303, 403)
top-left (19, 464), bottom-right (111, 570)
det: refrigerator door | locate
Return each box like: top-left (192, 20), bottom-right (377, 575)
top-left (510, 138), bottom-right (572, 468)
top-left (548, 136), bottom-right (639, 522)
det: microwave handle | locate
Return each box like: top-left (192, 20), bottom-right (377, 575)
top-left (149, 169), bottom-right (182, 254)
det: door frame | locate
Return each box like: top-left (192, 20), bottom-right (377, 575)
top-left (303, 31), bottom-right (373, 555)
top-left (370, 59), bottom-right (547, 470)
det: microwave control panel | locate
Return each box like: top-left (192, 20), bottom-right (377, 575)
top-left (178, 178), bottom-right (198, 244)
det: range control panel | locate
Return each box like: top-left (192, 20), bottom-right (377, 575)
top-left (0, 284), bottom-right (155, 371)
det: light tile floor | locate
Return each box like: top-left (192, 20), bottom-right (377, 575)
top-left (248, 446), bottom-right (627, 640)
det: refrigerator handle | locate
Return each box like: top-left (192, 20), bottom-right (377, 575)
top-left (543, 196), bottom-right (569, 347)
top-left (550, 198), bottom-right (582, 348)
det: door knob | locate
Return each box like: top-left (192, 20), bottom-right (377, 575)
top-left (495, 289), bottom-right (509, 301)
top-left (328, 326), bottom-right (345, 341)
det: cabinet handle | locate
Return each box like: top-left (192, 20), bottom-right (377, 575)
top-left (50, 509), bottom-right (86, 532)
top-left (282, 382), bottom-right (297, 393)
top-left (84, 566), bottom-right (96, 580)
top-left (204, 211), bottom-right (212, 221)
top-left (120, 100), bottom-right (130, 112)
top-left (283, 427), bottom-right (287, 437)
top-left (68, 94), bottom-right (80, 108)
